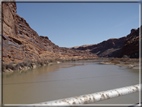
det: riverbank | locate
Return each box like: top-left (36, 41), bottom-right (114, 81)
top-left (2, 57), bottom-right (97, 73)
top-left (3, 57), bottom-right (139, 73)
top-left (99, 58), bottom-right (139, 70)
top-left (3, 58), bottom-right (139, 104)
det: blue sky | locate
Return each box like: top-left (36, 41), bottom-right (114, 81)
top-left (16, 2), bottom-right (139, 47)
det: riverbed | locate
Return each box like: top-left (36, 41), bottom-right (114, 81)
top-left (3, 60), bottom-right (139, 105)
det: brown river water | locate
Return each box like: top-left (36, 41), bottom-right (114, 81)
top-left (3, 60), bottom-right (139, 105)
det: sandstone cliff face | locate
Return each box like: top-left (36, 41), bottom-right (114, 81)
top-left (72, 28), bottom-right (140, 58)
top-left (3, 1), bottom-right (139, 72)
top-left (2, 2), bottom-right (97, 66)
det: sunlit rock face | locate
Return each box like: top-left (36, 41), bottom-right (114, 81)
top-left (2, 2), bottom-right (97, 65)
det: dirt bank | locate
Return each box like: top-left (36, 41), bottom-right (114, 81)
top-left (2, 57), bottom-right (97, 73)
top-left (99, 58), bottom-right (139, 70)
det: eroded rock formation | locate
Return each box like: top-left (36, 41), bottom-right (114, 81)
top-left (120, 28), bottom-right (139, 58)
top-left (2, 1), bottom-right (139, 72)
top-left (72, 37), bottom-right (126, 57)
top-left (72, 27), bottom-right (140, 58)
top-left (2, 2), bottom-right (97, 68)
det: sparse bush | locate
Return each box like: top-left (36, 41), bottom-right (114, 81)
top-left (3, 58), bottom-right (64, 72)
top-left (36, 60), bottom-right (44, 66)
top-left (110, 60), bottom-right (120, 64)
top-left (2, 64), bottom-right (6, 71)
top-left (5, 63), bottom-right (14, 70)
top-left (15, 63), bottom-right (21, 70)
top-left (18, 62), bottom-right (25, 67)
top-left (49, 59), bottom-right (54, 62)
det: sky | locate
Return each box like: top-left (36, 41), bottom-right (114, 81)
top-left (16, 2), bottom-right (139, 47)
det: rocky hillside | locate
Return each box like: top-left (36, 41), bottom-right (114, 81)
top-left (72, 27), bottom-right (140, 58)
top-left (72, 37), bottom-right (126, 57)
top-left (2, 2), bottom-right (97, 68)
top-left (120, 28), bottom-right (139, 58)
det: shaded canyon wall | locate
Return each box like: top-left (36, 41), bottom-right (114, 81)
top-left (72, 27), bottom-right (140, 58)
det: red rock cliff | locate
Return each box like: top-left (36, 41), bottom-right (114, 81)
top-left (2, 2), bottom-right (97, 65)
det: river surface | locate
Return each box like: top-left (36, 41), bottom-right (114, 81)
top-left (3, 60), bottom-right (139, 105)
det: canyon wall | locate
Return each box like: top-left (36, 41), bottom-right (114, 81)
top-left (2, 1), bottom-right (139, 72)
top-left (72, 27), bottom-right (140, 58)
top-left (2, 2), bottom-right (97, 66)
top-left (120, 28), bottom-right (139, 58)
top-left (72, 37), bottom-right (126, 57)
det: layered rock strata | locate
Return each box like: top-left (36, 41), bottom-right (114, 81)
top-left (2, 2), bottom-right (97, 72)
top-left (2, 2), bottom-right (139, 72)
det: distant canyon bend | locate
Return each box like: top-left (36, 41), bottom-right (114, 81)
top-left (2, 2), bottom-right (140, 72)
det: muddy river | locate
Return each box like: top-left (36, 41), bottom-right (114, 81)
top-left (3, 60), bottom-right (139, 105)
